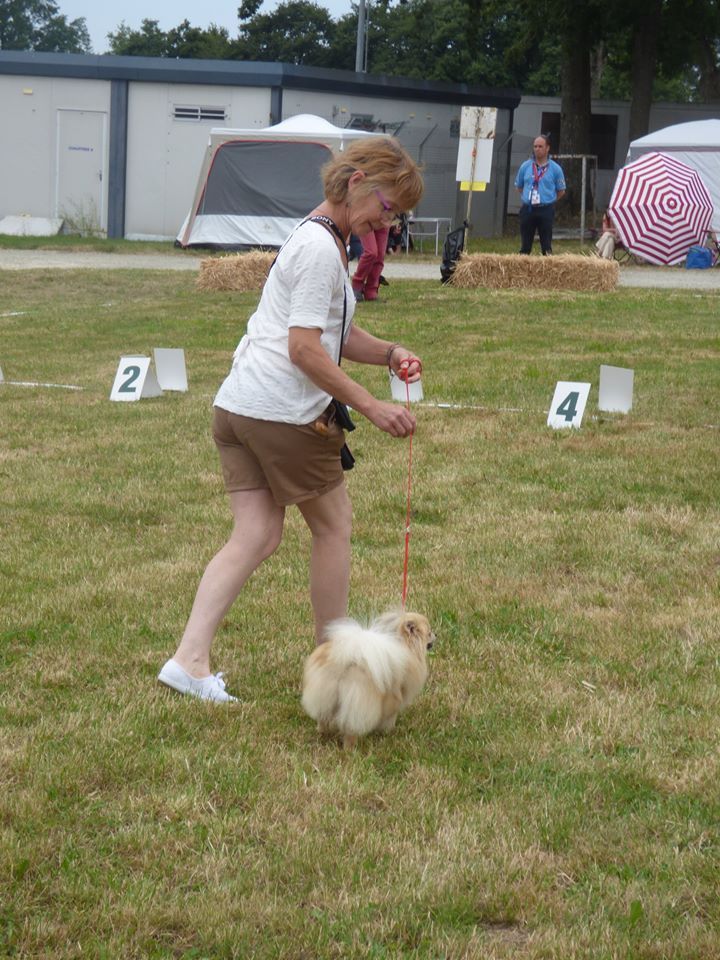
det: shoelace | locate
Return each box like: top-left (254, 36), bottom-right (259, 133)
top-left (212, 672), bottom-right (227, 690)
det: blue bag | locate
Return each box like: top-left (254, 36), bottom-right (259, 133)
top-left (685, 245), bottom-right (713, 269)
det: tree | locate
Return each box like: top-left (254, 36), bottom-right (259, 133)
top-left (165, 21), bottom-right (232, 60)
top-left (107, 19), bottom-right (167, 57)
top-left (107, 18), bottom-right (232, 59)
top-left (627, 0), bottom-right (664, 143)
top-left (0, 0), bottom-right (90, 52)
top-left (233, 1), bottom-right (337, 66)
top-left (332, 0), bottom-right (530, 86)
top-left (363, 0), bottom-right (478, 83)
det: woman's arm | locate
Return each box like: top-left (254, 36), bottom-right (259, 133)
top-left (288, 327), bottom-right (416, 437)
top-left (343, 325), bottom-right (422, 382)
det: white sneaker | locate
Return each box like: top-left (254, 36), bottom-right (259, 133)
top-left (158, 659), bottom-right (237, 703)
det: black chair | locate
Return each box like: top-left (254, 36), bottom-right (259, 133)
top-left (440, 221), bottom-right (467, 284)
top-left (613, 239), bottom-right (643, 265)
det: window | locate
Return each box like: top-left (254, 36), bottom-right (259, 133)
top-left (173, 105), bottom-right (227, 122)
top-left (589, 114), bottom-right (618, 170)
top-left (346, 113), bottom-right (375, 131)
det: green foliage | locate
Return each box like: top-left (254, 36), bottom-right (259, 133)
top-left (0, 0), bottom-right (90, 52)
top-left (107, 18), bottom-right (167, 58)
top-left (97, 0), bottom-right (720, 108)
top-left (233, 0), bottom-right (338, 66)
top-left (107, 18), bottom-right (233, 59)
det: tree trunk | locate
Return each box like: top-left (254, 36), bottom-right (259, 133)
top-left (627, 0), bottom-right (663, 145)
top-left (559, 22), bottom-right (592, 217)
top-left (697, 36), bottom-right (720, 100)
top-left (590, 41), bottom-right (606, 99)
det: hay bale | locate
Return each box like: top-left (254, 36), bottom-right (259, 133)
top-left (450, 253), bottom-right (618, 292)
top-left (196, 251), bottom-right (275, 292)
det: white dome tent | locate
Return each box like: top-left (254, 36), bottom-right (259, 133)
top-left (627, 119), bottom-right (720, 232)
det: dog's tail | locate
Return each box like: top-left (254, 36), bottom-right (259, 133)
top-left (335, 665), bottom-right (383, 736)
top-left (301, 649), bottom-right (384, 736)
top-left (322, 619), bottom-right (410, 694)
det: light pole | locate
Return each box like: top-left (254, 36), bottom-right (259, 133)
top-left (355, 0), bottom-right (367, 73)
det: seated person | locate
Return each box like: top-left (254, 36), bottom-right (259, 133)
top-left (595, 211), bottom-right (618, 260)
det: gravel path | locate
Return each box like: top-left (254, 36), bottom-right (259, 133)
top-left (1, 249), bottom-right (719, 289)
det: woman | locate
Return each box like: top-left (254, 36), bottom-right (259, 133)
top-left (595, 210), bottom-right (618, 260)
top-left (352, 223), bottom-right (390, 301)
top-left (158, 137), bottom-right (425, 702)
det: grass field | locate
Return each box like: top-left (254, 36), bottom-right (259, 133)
top-left (0, 227), bottom-right (592, 259)
top-left (1, 266), bottom-right (719, 958)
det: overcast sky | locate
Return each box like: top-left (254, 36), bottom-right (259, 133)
top-left (60, 1), bottom-right (355, 55)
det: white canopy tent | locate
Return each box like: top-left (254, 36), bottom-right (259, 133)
top-left (177, 114), bottom-right (381, 249)
top-left (627, 119), bottom-right (720, 232)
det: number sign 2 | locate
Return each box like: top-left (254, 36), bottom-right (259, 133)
top-left (547, 381), bottom-right (591, 429)
top-left (110, 356), bottom-right (163, 402)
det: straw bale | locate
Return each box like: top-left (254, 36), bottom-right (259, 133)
top-left (450, 253), bottom-right (618, 292)
top-left (196, 251), bottom-right (275, 292)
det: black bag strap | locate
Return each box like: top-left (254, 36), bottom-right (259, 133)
top-left (306, 215), bottom-right (349, 271)
top-left (269, 215), bottom-right (349, 365)
top-left (305, 216), bottom-right (348, 366)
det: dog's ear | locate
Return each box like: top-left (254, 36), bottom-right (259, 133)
top-left (400, 615), bottom-right (419, 638)
top-left (401, 614), bottom-right (429, 643)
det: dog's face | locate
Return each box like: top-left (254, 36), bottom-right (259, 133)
top-left (397, 612), bottom-right (435, 654)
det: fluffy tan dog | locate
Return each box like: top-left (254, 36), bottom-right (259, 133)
top-left (301, 610), bottom-right (435, 749)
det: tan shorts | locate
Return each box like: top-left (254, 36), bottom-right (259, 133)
top-left (212, 405), bottom-right (347, 506)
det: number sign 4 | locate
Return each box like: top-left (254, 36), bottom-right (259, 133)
top-left (547, 381), bottom-right (591, 429)
top-left (110, 356), bottom-right (163, 401)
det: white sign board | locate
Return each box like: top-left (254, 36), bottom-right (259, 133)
top-left (153, 348), bottom-right (188, 392)
top-left (547, 381), bottom-right (591, 429)
top-left (110, 356), bottom-right (163, 402)
top-left (456, 106), bottom-right (497, 185)
top-left (460, 106), bottom-right (497, 140)
top-left (389, 371), bottom-right (423, 403)
top-left (598, 365), bottom-right (634, 413)
top-left (455, 140), bottom-right (494, 184)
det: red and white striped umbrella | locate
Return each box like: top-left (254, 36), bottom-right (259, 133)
top-left (608, 151), bottom-right (713, 265)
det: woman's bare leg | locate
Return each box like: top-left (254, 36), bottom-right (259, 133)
top-left (172, 488), bottom-right (285, 677)
top-left (297, 483), bottom-right (352, 644)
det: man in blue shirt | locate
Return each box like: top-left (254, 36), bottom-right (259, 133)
top-left (515, 134), bottom-right (566, 255)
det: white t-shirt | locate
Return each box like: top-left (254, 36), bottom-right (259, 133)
top-left (214, 221), bottom-right (355, 425)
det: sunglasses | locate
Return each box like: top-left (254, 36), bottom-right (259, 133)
top-left (374, 188), bottom-right (401, 222)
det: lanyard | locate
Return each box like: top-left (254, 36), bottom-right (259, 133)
top-left (532, 162), bottom-right (549, 188)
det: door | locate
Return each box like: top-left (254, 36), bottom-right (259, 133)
top-left (56, 109), bottom-right (107, 235)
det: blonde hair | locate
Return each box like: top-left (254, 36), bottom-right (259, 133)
top-left (322, 136), bottom-right (424, 212)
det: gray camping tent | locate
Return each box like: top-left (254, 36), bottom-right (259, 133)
top-left (177, 114), bottom-right (380, 249)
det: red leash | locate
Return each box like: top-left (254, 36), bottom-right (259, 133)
top-left (399, 360), bottom-right (417, 609)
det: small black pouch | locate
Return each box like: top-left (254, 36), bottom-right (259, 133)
top-left (331, 398), bottom-right (356, 433)
top-left (339, 443), bottom-right (355, 470)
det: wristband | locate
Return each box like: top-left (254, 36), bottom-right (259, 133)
top-left (385, 342), bottom-right (401, 367)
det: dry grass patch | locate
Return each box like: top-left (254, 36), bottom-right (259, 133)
top-left (196, 250), bottom-right (275, 291)
top-left (1, 271), bottom-right (719, 959)
top-left (451, 252), bottom-right (618, 291)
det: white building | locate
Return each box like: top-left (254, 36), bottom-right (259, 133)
top-left (1, 50), bottom-right (717, 242)
top-left (0, 51), bottom-right (519, 241)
